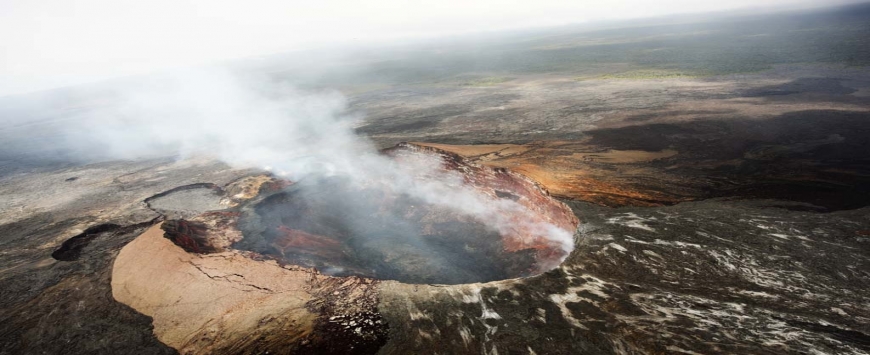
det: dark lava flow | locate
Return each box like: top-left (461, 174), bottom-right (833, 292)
top-left (51, 223), bottom-right (121, 261)
top-left (236, 177), bottom-right (540, 284)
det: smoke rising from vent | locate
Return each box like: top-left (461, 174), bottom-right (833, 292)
top-left (4, 67), bottom-right (575, 263)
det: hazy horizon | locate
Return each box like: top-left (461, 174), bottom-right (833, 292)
top-left (2, 0), bottom-right (867, 97)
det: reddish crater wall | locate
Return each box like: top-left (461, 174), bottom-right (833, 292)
top-left (387, 142), bottom-right (579, 266)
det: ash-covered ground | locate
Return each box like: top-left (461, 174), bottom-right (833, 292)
top-left (2, 3), bottom-right (870, 355)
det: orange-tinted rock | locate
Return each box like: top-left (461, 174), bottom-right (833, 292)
top-left (410, 141), bottom-right (692, 207)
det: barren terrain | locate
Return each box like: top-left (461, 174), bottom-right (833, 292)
top-left (2, 4), bottom-right (870, 355)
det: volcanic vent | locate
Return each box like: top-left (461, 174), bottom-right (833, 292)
top-left (234, 144), bottom-right (578, 285)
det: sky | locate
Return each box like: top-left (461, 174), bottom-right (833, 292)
top-left (0, 0), bottom-right (862, 96)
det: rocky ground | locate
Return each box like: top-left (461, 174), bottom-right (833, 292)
top-left (380, 199), bottom-right (870, 354)
top-left (0, 133), bottom-right (868, 354)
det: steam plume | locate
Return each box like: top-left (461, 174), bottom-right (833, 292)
top-left (4, 67), bottom-right (575, 259)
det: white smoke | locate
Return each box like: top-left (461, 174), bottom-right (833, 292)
top-left (7, 67), bottom-right (575, 258)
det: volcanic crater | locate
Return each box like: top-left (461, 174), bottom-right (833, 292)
top-left (232, 144), bottom-right (579, 284)
top-left (154, 144), bottom-right (579, 285)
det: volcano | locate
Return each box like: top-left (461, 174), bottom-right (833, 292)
top-left (231, 144), bottom-right (578, 284)
top-left (122, 144), bottom-right (580, 351)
